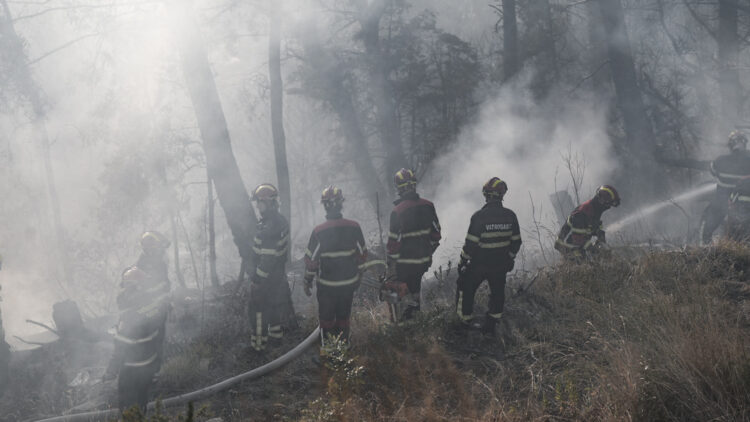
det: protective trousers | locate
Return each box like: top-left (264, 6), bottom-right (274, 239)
top-left (700, 189), bottom-right (730, 244)
top-left (317, 285), bottom-right (355, 350)
top-left (118, 361), bottom-right (157, 415)
top-left (248, 281), bottom-right (273, 351)
top-left (395, 264), bottom-right (426, 320)
top-left (455, 267), bottom-right (506, 323)
top-left (268, 277), bottom-right (293, 340)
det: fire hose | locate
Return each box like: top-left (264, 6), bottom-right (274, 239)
top-left (34, 327), bottom-right (321, 422)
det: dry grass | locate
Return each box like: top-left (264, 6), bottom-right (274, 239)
top-left (300, 241), bottom-right (750, 421)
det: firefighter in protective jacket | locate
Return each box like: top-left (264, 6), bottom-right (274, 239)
top-left (247, 183), bottom-right (292, 352)
top-left (700, 131), bottom-right (750, 244)
top-left (555, 185), bottom-right (620, 259)
top-left (304, 186), bottom-right (367, 350)
top-left (387, 169), bottom-right (441, 320)
top-left (136, 231), bottom-right (170, 370)
top-left (113, 266), bottom-right (170, 414)
top-left (456, 177), bottom-right (521, 334)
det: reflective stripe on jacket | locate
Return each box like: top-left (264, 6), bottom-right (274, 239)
top-left (304, 214), bottom-right (367, 287)
top-left (460, 201), bottom-right (521, 268)
top-left (249, 211), bottom-right (289, 283)
top-left (386, 192), bottom-right (441, 267)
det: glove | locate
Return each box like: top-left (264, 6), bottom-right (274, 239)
top-left (457, 259), bottom-right (469, 275)
top-left (303, 279), bottom-right (313, 297)
top-left (507, 252), bottom-right (516, 272)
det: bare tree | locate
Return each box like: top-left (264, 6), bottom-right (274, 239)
top-left (169, 0), bottom-right (256, 263)
top-left (0, 0), bottom-right (73, 288)
top-left (268, 0), bottom-right (292, 231)
top-left (354, 0), bottom-right (407, 194)
top-left (300, 35), bottom-right (388, 212)
top-left (718, 0), bottom-right (740, 129)
top-left (503, 0), bottom-right (519, 81)
top-left (599, 0), bottom-right (664, 198)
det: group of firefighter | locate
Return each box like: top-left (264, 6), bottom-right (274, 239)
top-left (104, 130), bottom-right (750, 414)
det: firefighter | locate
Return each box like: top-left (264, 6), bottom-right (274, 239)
top-left (726, 176), bottom-right (750, 242)
top-left (699, 131), bottom-right (750, 244)
top-left (303, 186), bottom-right (367, 351)
top-left (555, 185), bottom-right (620, 260)
top-left (455, 177), bottom-right (521, 335)
top-left (137, 231), bottom-right (170, 370)
top-left (247, 183), bottom-right (292, 352)
top-left (386, 169), bottom-right (441, 320)
top-left (113, 266), bottom-right (170, 415)
top-left (137, 231), bottom-right (170, 288)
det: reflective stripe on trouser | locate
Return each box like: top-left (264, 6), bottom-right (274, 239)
top-left (455, 267), bottom-right (506, 320)
top-left (250, 311), bottom-right (267, 351)
top-left (455, 289), bottom-right (472, 322)
top-left (268, 325), bottom-right (283, 339)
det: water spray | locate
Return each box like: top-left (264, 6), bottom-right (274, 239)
top-left (608, 184), bottom-right (715, 233)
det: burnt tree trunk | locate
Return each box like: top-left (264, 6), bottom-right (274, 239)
top-left (0, 0), bottom-right (74, 289)
top-left (503, 0), bottom-right (519, 81)
top-left (268, 0), bottom-right (292, 237)
top-left (585, 0), bottom-right (611, 92)
top-left (170, 1), bottom-right (256, 262)
top-left (718, 0), bottom-right (740, 129)
top-left (169, 210), bottom-right (187, 289)
top-left (357, 0), bottom-right (406, 194)
top-left (599, 0), bottom-right (663, 197)
top-left (302, 37), bottom-right (387, 212)
top-left (207, 174), bottom-right (219, 287)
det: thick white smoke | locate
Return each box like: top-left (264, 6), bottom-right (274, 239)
top-left (426, 82), bottom-right (615, 269)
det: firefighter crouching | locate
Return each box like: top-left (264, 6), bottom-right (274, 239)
top-left (455, 177), bottom-right (521, 335)
top-left (386, 168), bottom-right (441, 320)
top-left (247, 183), bottom-right (292, 352)
top-left (304, 186), bottom-right (367, 352)
top-left (726, 177), bottom-right (750, 242)
top-left (555, 185), bottom-right (620, 260)
top-left (700, 131), bottom-right (750, 244)
top-left (113, 266), bottom-right (170, 414)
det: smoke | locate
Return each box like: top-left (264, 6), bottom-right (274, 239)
top-left (427, 80), bottom-right (615, 268)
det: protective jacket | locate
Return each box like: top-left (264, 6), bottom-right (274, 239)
top-left (250, 210), bottom-right (289, 283)
top-left (459, 201), bottom-right (522, 270)
top-left (386, 192), bottom-right (441, 269)
top-left (555, 199), bottom-right (606, 255)
top-left (114, 271), bottom-right (169, 369)
top-left (304, 213), bottom-right (367, 288)
top-left (710, 152), bottom-right (750, 190)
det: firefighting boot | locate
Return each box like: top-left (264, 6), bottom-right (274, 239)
top-left (481, 314), bottom-right (500, 337)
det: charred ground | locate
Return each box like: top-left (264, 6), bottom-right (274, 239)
top-left (4, 243), bottom-right (750, 421)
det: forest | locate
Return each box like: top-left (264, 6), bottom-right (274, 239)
top-left (0, 0), bottom-right (749, 420)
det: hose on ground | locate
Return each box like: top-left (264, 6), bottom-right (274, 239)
top-left (34, 327), bottom-right (321, 422)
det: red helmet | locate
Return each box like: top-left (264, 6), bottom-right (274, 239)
top-left (394, 168), bottom-right (417, 194)
top-left (140, 231), bottom-right (170, 250)
top-left (482, 177), bottom-right (508, 199)
top-left (596, 185), bottom-right (620, 207)
top-left (728, 131), bottom-right (748, 152)
top-left (321, 185), bottom-right (344, 205)
top-left (252, 183), bottom-right (279, 202)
